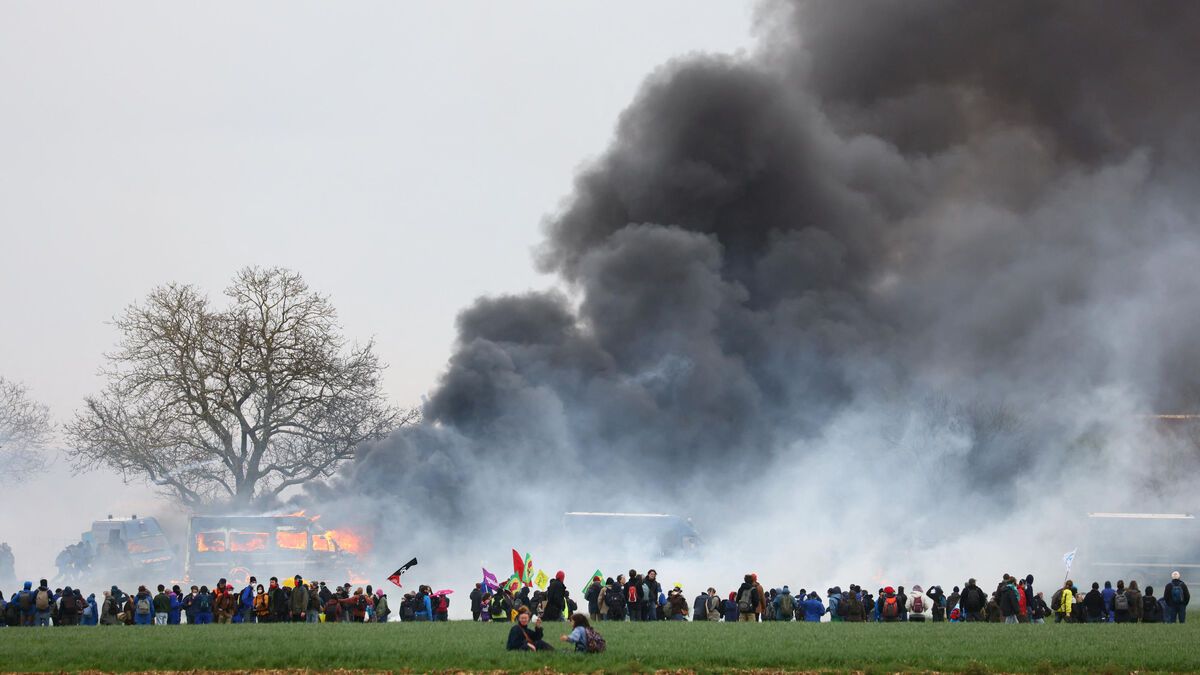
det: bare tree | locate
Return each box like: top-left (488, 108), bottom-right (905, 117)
top-left (0, 376), bottom-right (53, 471)
top-left (66, 267), bottom-right (417, 508)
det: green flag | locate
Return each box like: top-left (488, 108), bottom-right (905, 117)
top-left (581, 569), bottom-right (603, 595)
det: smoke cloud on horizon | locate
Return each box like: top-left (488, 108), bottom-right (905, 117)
top-left (316, 0), bottom-right (1200, 595)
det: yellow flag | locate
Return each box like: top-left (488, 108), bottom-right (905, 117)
top-left (534, 569), bottom-right (549, 590)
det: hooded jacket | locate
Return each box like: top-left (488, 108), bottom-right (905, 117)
top-left (906, 586), bottom-right (932, 618)
top-left (802, 595), bottom-right (826, 622)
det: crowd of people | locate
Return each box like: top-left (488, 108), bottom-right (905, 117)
top-left (1, 568), bottom-right (1190, 628)
top-left (0, 575), bottom-right (459, 626)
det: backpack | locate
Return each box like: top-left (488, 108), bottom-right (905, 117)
top-left (737, 587), bottom-right (755, 613)
top-left (136, 597), bottom-right (152, 615)
top-left (1114, 592), bottom-right (1129, 611)
top-left (778, 594), bottom-right (794, 617)
top-left (35, 590), bottom-right (51, 611)
top-left (911, 595), bottom-right (925, 613)
top-left (693, 596), bottom-right (708, 620)
top-left (882, 597), bottom-right (899, 619)
top-left (197, 594), bottom-right (211, 613)
top-left (1050, 589), bottom-right (1063, 611)
top-left (708, 594), bottom-right (721, 617)
top-left (1142, 595), bottom-right (1159, 619)
top-left (404, 600), bottom-right (418, 619)
top-left (583, 627), bottom-right (606, 653)
top-left (627, 585), bottom-right (638, 604)
top-left (606, 588), bottom-right (625, 611)
top-left (19, 591), bottom-right (33, 612)
top-left (1171, 583), bottom-right (1184, 605)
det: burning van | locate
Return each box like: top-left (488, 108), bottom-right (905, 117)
top-left (185, 512), bottom-right (366, 584)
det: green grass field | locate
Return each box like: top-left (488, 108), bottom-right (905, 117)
top-left (1, 620), bottom-right (1197, 673)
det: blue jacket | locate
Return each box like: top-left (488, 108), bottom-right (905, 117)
top-left (81, 595), bottom-right (99, 625)
top-left (723, 597), bottom-right (739, 622)
top-left (802, 598), bottom-right (825, 622)
top-left (168, 594), bottom-right (183, 624)
top-left (1102, 586), bottom-right (1115, 611)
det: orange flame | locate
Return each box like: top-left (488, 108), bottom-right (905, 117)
top-left (322, 529), bottom-right (370, 555)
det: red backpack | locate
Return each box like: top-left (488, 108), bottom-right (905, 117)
top-left (882, 597), bottom-right (899, 619)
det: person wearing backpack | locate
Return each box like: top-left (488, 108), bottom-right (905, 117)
top-left (131, 585), bottom-right (153, 626)
top-left (879, 587), bottom-right (901, 622)
top-left (1163, 571), bottom-right (1190, 623)
top-left (235, 577), bottom-right (256, 624)
top-left (692, 589), bottom-right (711, 621)
top-left (33, 579), bottom-right (54, 627)
top-left (193, 586), bottom-right (214, 624)
top-left (16, 581), bottom-right (35, 627)
top-left (907, 584), bottom-right (931, 622)
top-left (1141, 586), bottom-right (1163, 623)
top-left (544, 571), bottom-right (567, 622)
top-left (603, 582), bottom-right (625, 621)
top-left (773, 586), bottom-right (794, 621)
top-left (735, 575), bottom-right (759, 622)
top-left (1113, 580), bottom-right (1132, 622)
top-left (960, 579), bottom-right (987, 622)
top-left (561, 613), bottom-right (605, 653)
top-left (998, 578), bottom-right (1021, 624)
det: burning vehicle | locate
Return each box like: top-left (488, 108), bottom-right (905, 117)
top-left (186, 511), bottom-right (367, 584)
top-left (57, 516), bottom-right (177, 583)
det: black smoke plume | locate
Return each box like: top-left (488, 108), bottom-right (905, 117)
top-left (329, 1), bottom-right (1200, 559)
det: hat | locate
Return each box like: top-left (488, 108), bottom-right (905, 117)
top-left (884, 586), bottom-right (895, 594)
top-left (555, 571), bottom-right (565, 581)
top-left (1172, 571), bottom-right (1181, 580)
top-left (782, 585), bottom-right (790, 593)
top-left (674, 582), bottom-right (683, 590)
top-left (911, 584), bottom-right (923, 593)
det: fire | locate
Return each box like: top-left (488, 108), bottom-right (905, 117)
top-left (230, 532), bottom-right (268, 552)
top-left (322, 528), bottom-right (370, 555)
top-left (196, 532), bottom-right (226, 553)
top-left (276, 530), bottom-right (308, 550)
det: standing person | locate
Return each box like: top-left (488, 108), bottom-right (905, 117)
top-left (960, 579), bottom-right (987, 622)
top-left (826, 588), bottom-right (842, 621)
top-left (773, 586), bottom-right (794, 622)
top-left (268, 578), bottom-right (288, 623)
top-left (706, 587), bottom-right (722, 621)
top-left (290, 576), bottom-right (309, 623)
top-left (57, 587), bottom-right (79, 626)
top-left (374, 589), bottom-right (390, 623)
top-left (896, 586), bottom-right (908, 622)
top-left (1126, 581), bottom-right (1144, 623)
top-left (1102, 581), bottom-right (1116, 622)
top-left (1028, 591), bottom-right (1050, 624)
top-left (33, 580), bottom-right (54, 627)
top-left (193, 586), bottom-right (213, 625)
top-left (945, 586), bottom-right (961, 617)
top-left (182, 586), bottom-right (198, 625)
top-left (736, 575), bottom-right (759, 622)
top-left (236, 577), bottom-right (256, 624)
top-left (545, 571), bottom-right (567, 622)
top-left (153, 585), bottom-right (169, 625)
top-left (470, 583), bottom-right (483, 622)
top-left (604, 580), bottom-right (625, 621)
top-left (167, 588), bottom-right (182, 625)
top-left (880, 587), bottom-right (901, 622)
top-left (1113, 580), bottom-right (1132, 623)
top-left (644, 570), bottom-right (662, 621)
top-left (308, 583), bottom-right (322, 623)
top-left (751, 574), bottom-right (766, 621)
top-left (506, 606), bottom-right (553, 652)
top-left (802, 592), bottom-right (826, 622)
top-left (82, 593), bottom-right (99, 626)
top-left (1163, 571), bottom-right (1190, 624)
top-left (253, 585), bottom-right (269, 623)
top-left (133, 586), bottom-right (154, 626)
top-left (1142, 586), bottom-right (1163, 623)
top-left (666, 588), bottom-right (688, 620)
top-left (723, 591), bottom-right (740, 622)
top-left (693, 588), bottom-right (711, 622)
top-left (585, 576), bottom-right (603, 622)
top-left (433, 591), bottom-right (450, 621)
top-left (999, 578), bottom-right (1021, 624)
top-left (215, 586), bottom-right (237, 624)
top-left (907, 584), bottom-right (931, 623)
top-left (1054, 581), bottom-right (1074, 623)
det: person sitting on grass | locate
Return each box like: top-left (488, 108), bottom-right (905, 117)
top-left (561, 613), bottom-right (605, 652)
top-left (507, 606), bottom-right (554, 652)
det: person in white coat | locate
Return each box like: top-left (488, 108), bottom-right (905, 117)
top-left (907, 584), bottom-right (932, 622)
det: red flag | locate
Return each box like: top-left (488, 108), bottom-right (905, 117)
top-left (512, 549), bottom-right (524, 580)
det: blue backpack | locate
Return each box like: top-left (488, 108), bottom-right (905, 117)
top-left (1171, 583), bottom-right (1184, 605)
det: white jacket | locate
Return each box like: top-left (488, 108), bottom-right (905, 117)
top-left (906, 588), bottom-right (932, 618)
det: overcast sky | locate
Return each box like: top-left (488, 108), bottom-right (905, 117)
top-left (0, 0), bottom-right (754, 577)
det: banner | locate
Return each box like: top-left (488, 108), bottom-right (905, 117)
top-left (534, 569), bottom-right (549, 590)
top-left (387, 557), bottom-right (419, 588)
top-left (504, 573), bottom-right (521, 593)
top-left (524, 553), bottom-right (534, 587)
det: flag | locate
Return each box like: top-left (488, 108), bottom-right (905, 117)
top-left (512, 549), bottom-right (524, 581)
top-left (504, 573), bottom-right (521, 593)
top-left (1062, 548), bottom-right (1077, 574)
top-left (387, 557), bottom-right (418, 588)
top-left (534, 569), bottom-right (549, 590)
top-left (581, 569), bottom-right (603, 596)
top-left (482, 568), bottom-right (500, 593)
top-left (523, 553), bottom-right (534, 586)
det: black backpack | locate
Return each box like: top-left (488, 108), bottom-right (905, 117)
top-left (693, 595), bottom-right (708, 620)
top-left (605, 587), bottom-right (625, 610)
top-left (737, 587), bottom-right (755, 613)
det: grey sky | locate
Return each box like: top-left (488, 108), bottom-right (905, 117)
top-left (0, 0), bottom-right (754, 577)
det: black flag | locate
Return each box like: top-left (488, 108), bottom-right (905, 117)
top-left (387, 557), bottom-right (418, 587)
